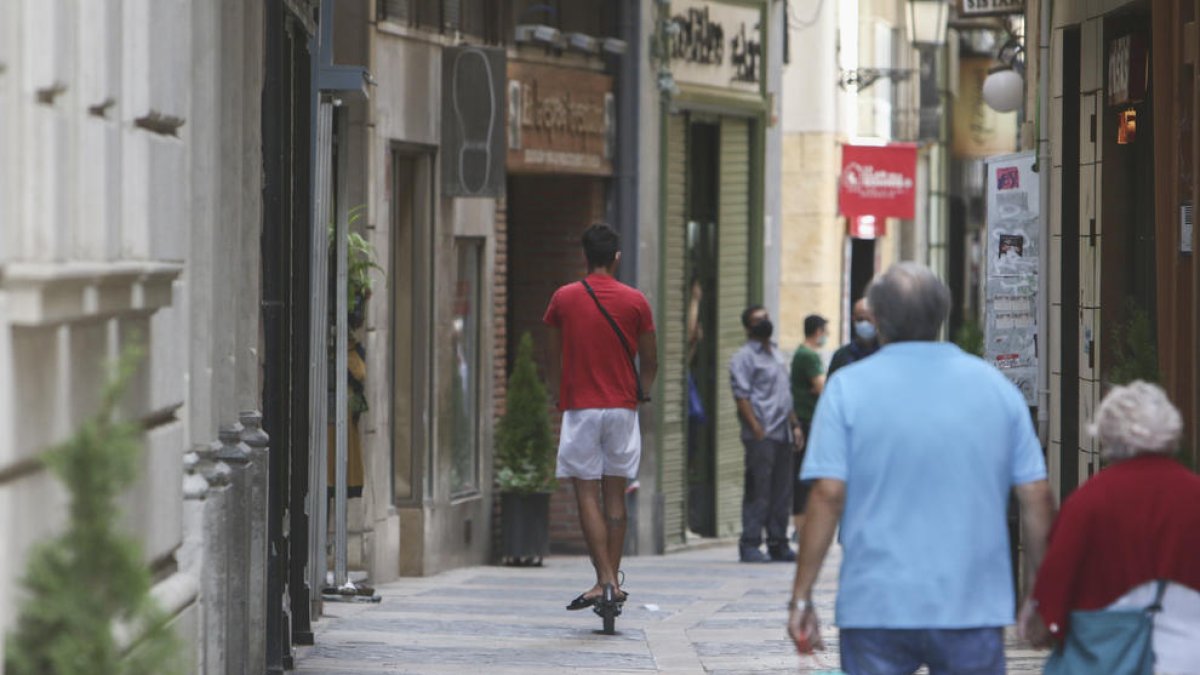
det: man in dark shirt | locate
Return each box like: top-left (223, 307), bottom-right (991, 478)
top-left (828, 298), bottom-right (879, 379)
top-left (789, 314), bottom-right (827, 536)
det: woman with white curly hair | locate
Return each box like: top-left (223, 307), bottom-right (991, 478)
top-left (1020, 381), bottom-right (1200, 673)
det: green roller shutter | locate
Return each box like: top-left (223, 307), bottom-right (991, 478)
top-left (659, 113), bottom-right (690, 548)
top-left (715, 117), bottom-right (752, 538)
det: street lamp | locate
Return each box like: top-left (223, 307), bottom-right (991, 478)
top-left (908, 0), bottom-right (949, 141)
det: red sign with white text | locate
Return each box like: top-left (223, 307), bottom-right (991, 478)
top-left (839, 144), bottom-right (918, 222)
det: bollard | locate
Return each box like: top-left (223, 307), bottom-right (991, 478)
top-left (195, 444), bottom-right (233, 675)
top-left (180, 451), bottom-right (212, 672)
top-left (215, 423), bottom-right (251, 675)
top-left (240, 411), bottom-right (270, 675)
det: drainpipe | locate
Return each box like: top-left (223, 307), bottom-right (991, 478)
top-left (614, 0), bottom-right (641, 287)
top-left (1035, 0), bottom-right (1053, 447)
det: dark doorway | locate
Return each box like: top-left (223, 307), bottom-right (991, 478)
top-left (848, 237), bottom-right (876, 322)
top-left (686, 120), bottom-right (720, 537)
top-left (261, 1), bottom-right (315, 670)
top-left (1060, 26), bottom-right (1082, 497)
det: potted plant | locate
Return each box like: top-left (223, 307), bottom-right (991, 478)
top-left (495, 333), bottom-right (557, 566)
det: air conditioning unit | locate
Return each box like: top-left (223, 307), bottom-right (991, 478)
top-left (565, 33), bottom-right (598, 54)
top-left (602, 38), bottom-right (628, 56)
top-left (515, 24), bottom-right (561, 47)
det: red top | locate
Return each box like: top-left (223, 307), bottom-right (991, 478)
top-left (543, 273), bottom-right (655, 411)
top-left (1033, 455), bottom-right (1200, 639)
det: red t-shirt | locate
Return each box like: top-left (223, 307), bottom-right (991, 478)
top-left (1033, 455), bottom-right (1200, 639)
top-left (543, 274), bottom-right (655, 411)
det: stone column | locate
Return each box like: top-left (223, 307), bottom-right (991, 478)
top-left (240, 410), bottom-right (270, 674)
top-left (215, 423), bottom-right (251, 674)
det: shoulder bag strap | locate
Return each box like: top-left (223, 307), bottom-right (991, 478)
top-left (1146, 579), bottom-right (1168, 614)
top-left (581, 280), bottom-right (648, 402)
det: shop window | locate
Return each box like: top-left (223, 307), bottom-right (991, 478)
top-left (450, 237), bottom-right (484, 497)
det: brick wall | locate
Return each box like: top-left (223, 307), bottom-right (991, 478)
top-left (493, 174), bottom-right (607, 555)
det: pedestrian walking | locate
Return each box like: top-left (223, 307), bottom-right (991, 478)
top-left (826, 298), bottom-right (878, 379)
top-left (788, 314), bottom-right (827, 538)
top-left (787, 262), bottom-right (1057, 674)
top-left (731, 305), bottom-right (803, 563)
top-left (1020, 381), bottom-right (1200, 674)
top-left (543, 223), bottom-right (658, 611)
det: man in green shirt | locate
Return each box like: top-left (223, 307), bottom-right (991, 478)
top-left (789, 314), bottom-right (828, 536)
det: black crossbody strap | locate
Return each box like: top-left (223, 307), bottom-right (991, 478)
top-left (581, 280), bottom-right (648, 403)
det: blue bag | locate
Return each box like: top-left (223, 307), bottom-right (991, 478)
top-left (687, 374), bottom-right (706, 424)
top-left (1043, 580), bottom-right (1166, 675)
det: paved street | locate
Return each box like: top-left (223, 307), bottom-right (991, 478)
top-left (294, 544), bottom-right (1048, 674)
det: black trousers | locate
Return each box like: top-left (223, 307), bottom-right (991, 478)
top-left (740, 437), bottom-right (793, 549)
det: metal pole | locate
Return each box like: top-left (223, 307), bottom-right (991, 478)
top-left (333, 105), bottom-right (350, 591)
top-left (308, 96), bottom-right (334, 604)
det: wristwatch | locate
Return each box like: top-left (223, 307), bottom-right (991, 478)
top-left (789, 599), bottom-right (810, 613)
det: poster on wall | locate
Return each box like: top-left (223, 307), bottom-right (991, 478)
top-left (984, 151), bottom-right (1039, 405)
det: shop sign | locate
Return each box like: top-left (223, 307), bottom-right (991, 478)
top-left (839, 144), bottom-right (918, 221)
top-left (668, 0), bottom-right (763, 94)
top-left (1108, 33), bottom-right (1149, 106)
top-left (506, 61), bottom-right (614, 176)
top-left (952, 57), bottom-right (1019, 159)
top-left (442, 45), bottom-right (506, 198)
top-left (958, 0), bottom-right (1024, 16)
top-left (984, 151), bottom-right (1040, 405)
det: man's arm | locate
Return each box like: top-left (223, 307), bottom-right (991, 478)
top-left (545, 327), bottom-right (562, 405)
top-left (736, 398), bottom-right (765, 440)
top-left (637, 330), bottom-right (658, 397)
top-left (810, 373), bottom-right (826, 396)
top-left (788, 478), bottom-right (846, 652)
top-left (1015, 479), bottom-right (1056, 589)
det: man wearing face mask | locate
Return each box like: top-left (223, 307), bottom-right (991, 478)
top-left (730, 305), bottom-right (804, 563)
top-left (827, 298), bottom-right (879, 380)
top-left (789, 314), bottom-right (828, 537)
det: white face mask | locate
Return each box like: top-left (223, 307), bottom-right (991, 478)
top-left (854, 320), bottom-right (877, 341)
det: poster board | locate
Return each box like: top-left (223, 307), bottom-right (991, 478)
top-left (984, 151), bottom-right (1040, 405)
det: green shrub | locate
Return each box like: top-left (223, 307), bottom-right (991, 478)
top-left (953, 319), bottom-right (985, 358)
top-left (4, 347), bottom-right (182, 675)
top-left (1107, 299), bottom-right (1160, 385)
top-left (495, 334), bottom-right (557, 494)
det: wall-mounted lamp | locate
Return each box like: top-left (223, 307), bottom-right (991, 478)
top-left (982, 67), bottom-right (1023, 112)
top-left (982, 35), bottom-right (1025, 113)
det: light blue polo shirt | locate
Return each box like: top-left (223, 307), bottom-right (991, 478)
top-left (801, 341), bottom-right (1047, 629)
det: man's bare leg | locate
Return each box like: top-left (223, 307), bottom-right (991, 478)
top-left (573, 478), bottom-right (617, 599)
top-left (601, 475), bottom-right (628, 594)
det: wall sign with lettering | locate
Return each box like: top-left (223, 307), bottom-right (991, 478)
top-left (506, 61), bottom-right (614, 176)
top-left (1108, 33), bottom-right (1149, 106)
top-left (669, 0), bottom-right (764, 94)
top-left (958, 0), bottom-right (1024, 17)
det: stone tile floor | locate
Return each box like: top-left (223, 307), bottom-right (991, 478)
top-left (294, 544), bottom-right (1048, 674)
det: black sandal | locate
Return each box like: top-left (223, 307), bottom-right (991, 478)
top-left (567, 592), bottom-right (598, 611)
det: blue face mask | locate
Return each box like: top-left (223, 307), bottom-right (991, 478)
top-left (854, 320), bottom-right (877, 342)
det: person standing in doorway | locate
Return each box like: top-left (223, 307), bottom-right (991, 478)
top-left (731, 305), bottom-right (803, 563)
top-left (544, 223), bottom-right (658, 610)
top-left (788, 314), bottom-right (828, 538)
top-left (787, 263), bottom-right (1056, 673)
top-left (827, 298), bottom-right (879, 379)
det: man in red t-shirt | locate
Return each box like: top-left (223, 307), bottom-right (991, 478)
top-left (543, 223), bottom-right (658, 611)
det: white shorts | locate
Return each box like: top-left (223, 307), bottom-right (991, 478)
top-left (556, 408), bottom-right (642, 480)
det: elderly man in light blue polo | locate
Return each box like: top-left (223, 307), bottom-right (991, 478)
top-left (786, 262), bottom-right (1057, 674)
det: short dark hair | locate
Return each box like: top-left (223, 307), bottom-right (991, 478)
top-left (741, 304), bottom-right (766, 328)
top-left (803, 314), bottom-right (828, 338)
top-left (866, 262), bottom-right (951, 343)
top-left (582, 223), bottom-right (620, 268)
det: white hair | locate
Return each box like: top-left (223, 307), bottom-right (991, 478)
top-left (1090, 381), bottom-right (1183, 461)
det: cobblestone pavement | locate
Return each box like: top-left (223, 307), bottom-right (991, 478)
top-left (294, 543), bottom-right (1048, 674)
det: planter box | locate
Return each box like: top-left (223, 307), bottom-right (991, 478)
top-left (500, 492), bottom-right (550, 566)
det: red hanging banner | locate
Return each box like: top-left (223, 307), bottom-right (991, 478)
top-left (839, 143), bottom-right (918, 223)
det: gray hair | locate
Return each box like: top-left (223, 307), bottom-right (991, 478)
top-left (865, 262), bottom-right (951, 343)
top-left (1090, 381), bottom-right (1183, 461)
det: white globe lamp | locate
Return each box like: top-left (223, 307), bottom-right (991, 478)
top-left (982, 68), bottom-right (1024, 113)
